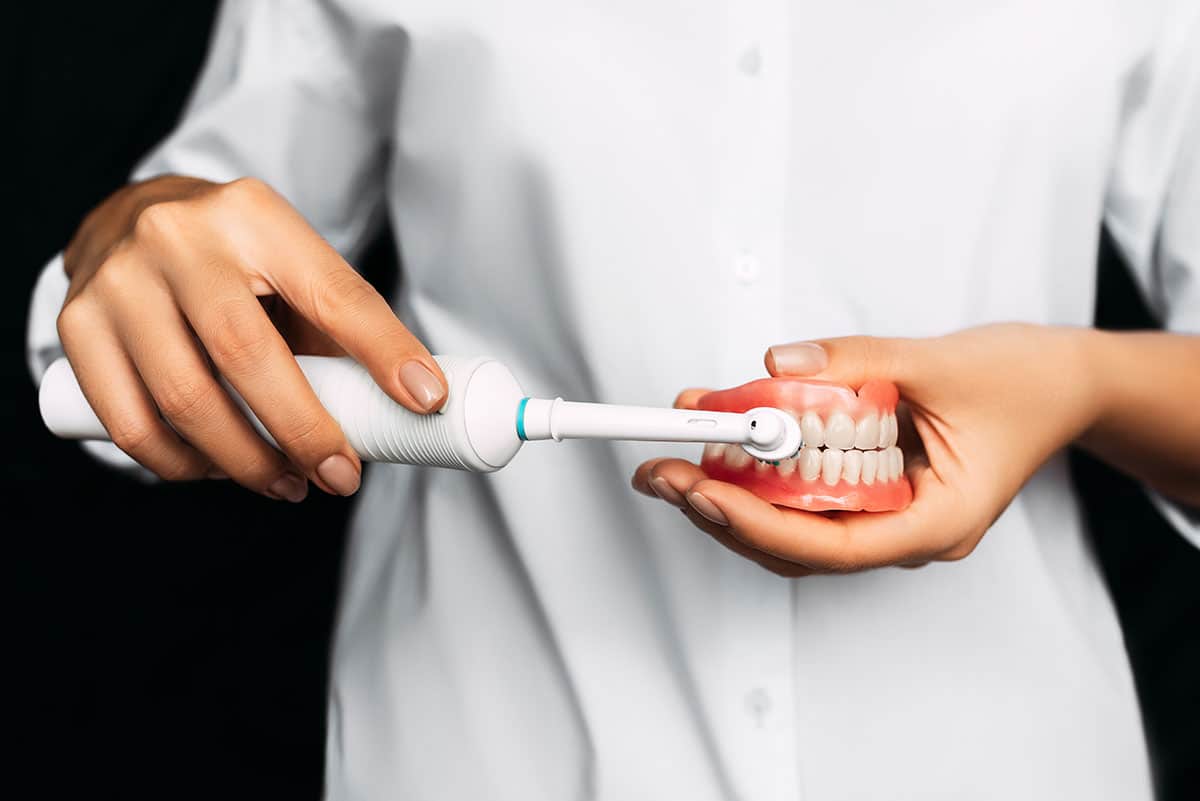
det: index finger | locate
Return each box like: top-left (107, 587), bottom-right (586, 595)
top-left (687, 477), bottom-right (951, 571)
top-left (250, 214), bottom-right (447, 414)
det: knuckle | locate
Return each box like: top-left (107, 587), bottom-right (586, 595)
top-left (157, 457), bottom-right (206, 483)
top-left (940, 539), bottom-right (979, 562)
top-left (107, 414), bottom-right (158, 457)
top-left (221, 176), bottom-right (274, 206)
top-left (132, 200), bottom-right (185, 244)
top-left (312, 270), bottom-right (379, 327)
top-left (272, 412), bottom-right (334, 459)
top-left (90, 252), bottom-right (143, 298)
top-left (56, 297), bottom-right (96, 341)
top-left (205, 302), bottom-right (273, 371)
top-left (155, 373), bottom-right (219, 424)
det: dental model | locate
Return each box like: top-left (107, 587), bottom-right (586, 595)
top-left (695, 378), bottom-right (912, 512)
top-left (39, 355), bottom-right (801, 471)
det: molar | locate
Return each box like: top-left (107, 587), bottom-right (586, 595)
top-left (842, 449), bottom-right (862, 485)
top-left (860, 450), bottom-right (878, 485)
top-left (889, 446), bottom-right (904, 479)
top-left (799, 446), bottom-right (822, 481)
top-left (821, 448), bottom-right (844, 486)
top-left (854, 413), bottom-right (879, 450)
top-left (825, 412), bottom-right (856, 450)
top-left (777, 457), bottom-right (797, 477)
top-left (799, 412), bottom-right (824, 449)
top-left (703, 443), bottom-right (725, 461)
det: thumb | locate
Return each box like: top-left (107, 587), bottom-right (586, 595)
top-left (764, 335), bottom-right (922, 390)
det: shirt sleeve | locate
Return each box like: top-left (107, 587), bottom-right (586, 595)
top-left (27, 0), bottom-right (398, 471)
top-left (1103, 1), bottom-right (1200, 547)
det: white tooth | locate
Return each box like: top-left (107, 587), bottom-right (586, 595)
top-left (854, 413), bottom-right (879, 450)
top-left (879, 414), bottom-right (898, 448)
top-left (876, 414), bottom-right (891, 449)
top-left (842, 449), bottom-right (862, 485)
top-left (703, 443), bottom-right (725, 461)
top-left (725, 445), bottom-right (752, 469)
top-left (755, 458), bottom-right (772, 474)
top-left (879, 446), bottom-right (896, 481)
top-left (821, 448), bottom-right (844, 486)
top-left (799, 446), bottom-right (822, 481)
top-left (891, 446), bottom-right (904, 479)
top-left (825, 412), bottom-right (856, 449)
top-left (861, 450), bottom-right (878, 485)
top-left (777, 457), bottom-right (797, 477)
top-left (799, 412), bottom-right (825, 448)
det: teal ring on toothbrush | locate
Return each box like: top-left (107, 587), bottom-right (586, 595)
top-left (516, 397), bottom-right (530, 440)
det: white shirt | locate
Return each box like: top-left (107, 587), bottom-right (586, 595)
top-left (27, 1), bottom-right (1200, 799)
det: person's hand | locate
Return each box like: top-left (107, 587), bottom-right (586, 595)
top-left (57, 175), bottom-right (447, 501)
top-left (633, 324), bottom-right (1102, 575)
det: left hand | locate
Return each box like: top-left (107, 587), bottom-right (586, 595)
top-left (632, 324), bottom-right (1102, 576)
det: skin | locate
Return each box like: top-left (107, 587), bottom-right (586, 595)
top-left (633, 325), bottom-right (1200, 577)
top-left (58, 175), bottom-right (446, 502)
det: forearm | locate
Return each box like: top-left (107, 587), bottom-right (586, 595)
top-left (1077, 329), bottom-right (1200, 507)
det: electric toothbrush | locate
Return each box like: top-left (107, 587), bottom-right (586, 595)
top-left (39, 356), bottom-right (802, 472)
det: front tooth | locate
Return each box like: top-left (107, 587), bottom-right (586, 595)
top-left (777, 457), bottom-right (797, 477)
top-left (861, 450), bottom-right (878, 485)
top-left (725, 445), bottom-right (752, 469)
top-left (825, 412), bottom-right (856, 449)
top-left (821, 449), bottom-right (844, 486)
top-left (799, 412), bottom-right (825, 448)
top-left (890, 446), bottom-right (904, 479)
top-left (703, 443), bottom-right (725, 462)
top-left (854, 413), bottom-right (880, 450)
top-left (842, 450), bottom-right (862, 485)
top-left (799, 446), bottom-right (822, 481)
top-left (879, 414), bottom-right (899, 448)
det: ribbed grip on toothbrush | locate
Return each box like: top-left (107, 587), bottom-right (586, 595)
top-left (38, 355), bottom-right (527, 473)
top-left (305, 356), bottom-right (473, 469)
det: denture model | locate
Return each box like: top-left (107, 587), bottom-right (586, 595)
top-left (696, 378), bottom-right (913, 512)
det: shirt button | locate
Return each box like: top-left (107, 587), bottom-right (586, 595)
top-left (737, 44), bottom-right (762, 76)
top-left (745, 687), bottom-right (772, 727)
top-left (734, 252), bottom-right (761, 284)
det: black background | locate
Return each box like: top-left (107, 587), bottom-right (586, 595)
top-left (6, 3), bottom-right (1198, 799)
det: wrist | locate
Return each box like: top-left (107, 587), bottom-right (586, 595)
top-left (1068, 326), bottom-right (1113, 445)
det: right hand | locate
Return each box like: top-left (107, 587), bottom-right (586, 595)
top-left (57, 175), bottom-right (447, 501)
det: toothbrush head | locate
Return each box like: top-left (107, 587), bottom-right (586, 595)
top-left (741, 407), bottom-right (803, 462)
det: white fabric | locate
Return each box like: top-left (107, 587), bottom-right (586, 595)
top-left (27, 0), bottom-right (1200, 798)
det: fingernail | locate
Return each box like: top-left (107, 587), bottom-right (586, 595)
top-left (768, 342), bottom-right (828, 375)
top-left (650, 476), bottom-right (686, 506)
top-left (268, 473), bottom-right (308, 503)
top-left (687, 491), bottom-right (729, 525)
top-left (399, 361), bottom-right (447, 412)
top-left (317, 454), bottom-right (361, 496)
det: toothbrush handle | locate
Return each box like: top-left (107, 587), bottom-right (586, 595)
top-left (38, 355), bottom-right (525, 472)
top-left (519, 398), bottom-right (753, 444)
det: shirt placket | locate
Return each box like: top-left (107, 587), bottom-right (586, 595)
top-left (711, 1), bottom-right (799, 799)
